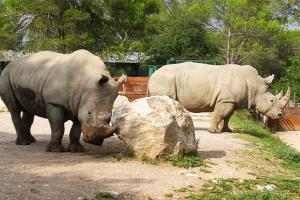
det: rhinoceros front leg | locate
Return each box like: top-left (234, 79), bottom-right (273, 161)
top-left (46, 104), bottom-right (66, 152)
top-left (208, 103), bottom-right (234, 133)
top-left (67, 123), bottom-right (85, 152)
top-left (219, 113), bottom-right (233, 132)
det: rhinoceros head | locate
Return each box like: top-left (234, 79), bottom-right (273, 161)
top-left (78, 74), bottom-right (127, 145)
top-left (255, 82), bottom-right (290, 119)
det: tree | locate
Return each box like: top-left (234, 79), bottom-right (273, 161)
top-left (0, 0), bottom-right (21, 50)
top-left (271, 56), bottom-right (300, 102)
top-left (3, 0), bottom-right (161, 54)
top-left (143, 1), bottom-right (218, 64)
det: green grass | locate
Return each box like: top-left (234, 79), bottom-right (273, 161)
top-left (171, 111), bottom-right (300, 199)
top-left (94, 192), bottom-right (114, 199)
top-left (30, 188), bottom-right (39, 194)
top-left (122, 144), bottom-right (135, 158)
top-left (170, 155), bottom-right (203, 168)
top-left (230, 111), bottom-right (300, 175)
top-left (140, 153), bottom-right (160, 165)
top-left (189, 178), bottom-right (300, 200)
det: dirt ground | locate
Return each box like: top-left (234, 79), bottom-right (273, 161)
top-left (276, 131), bottom-right (300, 152)
top-left (0, 112), bottom-right (274, 200)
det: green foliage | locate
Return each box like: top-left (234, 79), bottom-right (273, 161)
top-left (144, 2), bottom-right (218, 64)
top-left (170, 155), bottom-right (203, 168)
top-left (230, 111), bottom-right (300, 175)
top-left (271, 56), bottom-right (300, 102)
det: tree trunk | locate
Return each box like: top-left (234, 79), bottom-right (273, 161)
top-left (226, 27), bottom-right (231, 64)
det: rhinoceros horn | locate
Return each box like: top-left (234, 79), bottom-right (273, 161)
top-left (280, 87), bottom-right (291, 108)
top-left (275, 91), bottom-right (283, 99)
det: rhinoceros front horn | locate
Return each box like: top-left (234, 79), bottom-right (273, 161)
top-left (280, 87), bottom-right (291, 108)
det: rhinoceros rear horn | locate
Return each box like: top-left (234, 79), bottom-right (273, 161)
top-left (98, 75), bottom-right (109, 84)
top-left (280, 87), bottom-right (291, 108)
top-left (116, 74), bottom-right (128, 87)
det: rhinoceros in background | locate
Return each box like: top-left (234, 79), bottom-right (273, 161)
top-left (0, 49), bottom-right (127, 152)
top-left (147, 63), bottom-right (290, 133)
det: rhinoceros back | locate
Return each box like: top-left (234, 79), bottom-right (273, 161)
top-left (0, 50), bottom-right (107, 117)
top-left (148, 62), bottom-right (257, 112)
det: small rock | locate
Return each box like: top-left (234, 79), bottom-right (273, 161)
top-left (212, 179), bottom-right (218, 183)
top-left (107, 191), bottom-right (119, 198)
top-left (256, 184), bottom-right (276, 191)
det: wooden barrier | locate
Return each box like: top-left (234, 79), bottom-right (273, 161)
top-left (266, 107), bottom-right (300, 131)
top-left (277, 107), bottom-right (300, 131)
top-left (119, 77), bottom-right (149, 101)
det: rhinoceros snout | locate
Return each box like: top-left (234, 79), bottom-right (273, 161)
top-left (81, 123), bottom-right (117, 145)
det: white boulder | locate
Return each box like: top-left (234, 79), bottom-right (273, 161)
top-left (111, 96), bottom-right (198, 159)
top-left (113, 95), bottom-right (129, 110)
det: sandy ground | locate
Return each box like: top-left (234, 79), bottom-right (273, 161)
top-left (0, 112), bottom-right (255, 200)
top-left (276, 131), bottom-right (300, 152)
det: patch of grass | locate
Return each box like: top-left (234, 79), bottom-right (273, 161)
top-left (188, 177), bottom-right (300, 200)
top-left (122, 144), bottom-right (135, 158)
top-left (140, 153), bottom-right (160, 165)
top-left (175, 187), bottom-right (190, 193)
top-left (170, 155), bottom-right (203, 168)
top-left (230, 110), bottom-right (300, 175)
top-left (30, 188), bottom-right (39, 194)
top-left (199, 168), bottom-right (212, 173)
top-left (164, 193), bottom-right (173, 198)
top-left (94, 192), bottom-right (114, 199)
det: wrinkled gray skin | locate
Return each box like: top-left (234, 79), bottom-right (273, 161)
top-left (0, 49), bottom-right (127, 152)
top-left (148, 63), bottom-right (290, 133)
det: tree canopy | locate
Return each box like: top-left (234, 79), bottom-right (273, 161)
top-left (0, 0), bottom-right (300, 100)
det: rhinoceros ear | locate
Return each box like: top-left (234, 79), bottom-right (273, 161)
top-left (264, 74), bottom-right (274, 84)
top-left (98, 75), bottom-right (109, 85)
top-left (116, 74), bottom-right (128, 86)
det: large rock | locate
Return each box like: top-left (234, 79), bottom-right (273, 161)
top-left (111, 96), bottom-right (198, 159)
top-left (113, 95), bottom-right (129, 110)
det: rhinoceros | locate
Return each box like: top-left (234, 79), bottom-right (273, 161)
top-left (0, 49), bottom-right (127, 152)
top-left (147, 63), bottom-right (290, 133)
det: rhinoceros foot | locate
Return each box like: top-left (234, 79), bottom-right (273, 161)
top-left (46, 142), bottom-right (65, 152)
top-left (208, 127), bottom-right (222, 134)
top-left (222, 127), bottom-right (232, 133)
top-left (67, 143), bottom-right (85, 152)
top-left (15, 135), bottom-right (36, 145)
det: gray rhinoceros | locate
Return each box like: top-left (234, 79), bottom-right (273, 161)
top-left (0, 49), bottom-right (127, 152)
top-left (147, 63), bottom-right (290, 133)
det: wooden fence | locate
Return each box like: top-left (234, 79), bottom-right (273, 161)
top-left (119, 77), bottom-right (149, 101)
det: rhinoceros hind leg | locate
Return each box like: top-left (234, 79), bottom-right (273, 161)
top-left (46, 104), bottom-right (66, 152)
top-left (67, 123), bottom-right (85, 152)
top-left (209, 103), bottom-right (234, 134)
top-left (21, 112), bottom-right (36, 143)
top-left (10, 111), bottom-right (34, 145)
